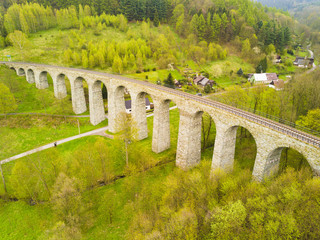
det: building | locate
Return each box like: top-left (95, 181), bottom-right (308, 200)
top-left (249, 73), bottom-right (279, 84)
top-left (293, 57), bottom-right (314, 68)
top-left (269, 79), bottom-right (284, 91)
top-left (193, 75), bottom-right (215, 88)
top-left (125, 98), bottom-right (151, 113)
top-left (275, 55), bottom-right (282, 63)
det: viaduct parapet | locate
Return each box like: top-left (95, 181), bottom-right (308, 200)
top-left (2, 62), bottom-right (320, 181)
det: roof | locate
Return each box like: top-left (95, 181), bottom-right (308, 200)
top-left (125, 98), bottom-right (150, 109)
top-left (253, 73), bottom-right (268, 82)
top-left (297, 59), bottom-right (309, 66)
top-left (251, 73), bottom-right (278, 82)
top-left (269, 80), bottom-right (284, 89)
top-left (194, 76), bottom-right (204, 84)
top-left (266, 73), bottom-right (278, 81)
top-left (199, 78), bottom-right (210, 86)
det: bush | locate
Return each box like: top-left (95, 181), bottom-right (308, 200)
top-left (136, 70), bottom-right (141, 73)
top-left (287, 49), bottom-right (294, 55)
top-left (152, 67), bottom-right (156, 71)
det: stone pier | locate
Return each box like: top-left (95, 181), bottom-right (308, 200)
top-left (176, 110), bottom-right (202, 170)
top-left (131, 91), bottom-right (148, 140)
top-left (152, 97), bottom-right (171, 153)
top-left (70, 76), bottom-right (87, 114)
top-left (89, 81), bottom-right (106, 125)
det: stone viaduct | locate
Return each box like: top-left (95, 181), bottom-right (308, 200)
top-left (2, 62), bottom-right (320, 181)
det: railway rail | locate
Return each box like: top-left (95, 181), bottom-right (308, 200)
top-left (3, 61), bottom-right (320, 148)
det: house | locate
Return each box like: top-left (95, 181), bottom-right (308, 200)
top-left (275, 55), bottom-right (282, 63)
top-left (125, 98), bottom-right (151, 113)
top-left (293, 57), bottom-right (314, 68)
top-left (269, 79), bottom-right (284, 91)
top-left (193, 75), bottom-right (215, 88)
top-left (174, 79), bottom-right (182, 88)
top-left (249, 73), bottom-right (279, 84)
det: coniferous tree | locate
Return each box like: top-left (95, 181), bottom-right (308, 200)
top-left (164, 73), bottom-right (174, 88)
top-left (153, 9), bottom-right (159, 27)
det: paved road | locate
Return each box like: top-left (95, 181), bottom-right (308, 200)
top-left (0, 107), bottom-right (178, 165)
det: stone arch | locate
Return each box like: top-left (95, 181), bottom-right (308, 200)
top-left (262, 146), bottom-right (311, 178)
top-left (26, 69), bottom-right (35, 84)
top-left (18, 68), bottom-right (25, 76)
top-left (212, 123), bottom-right (257, 172)
top-left (89, 80), bottom-right (108, 125)
top-left (37, 71), bottom-right (49, 89)
top-left (71, 76), bottom-right (88, 114)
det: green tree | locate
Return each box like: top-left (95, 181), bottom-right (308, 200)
top-left (164, 73), bottom-right (174, 88)
top-left (51, 172), bottom-right (83, 240)
top-left (256, 57), bottom-right (268, 73)
top-left (7, 30), bottom-right (29, 50)
top-left (19, 11), bottom-right (29, 35)
top-left (112, 55), bottom-right (123, 73)
top-left (296, 109), bottom-right (320, 132)
top-left (81, 50), bottom-right (88, 68)
top-left (237, 68), bottom-right (243, 76)
top-left (241, 39), bottom-right (251, 58)
top-left (212, 13), bottom-right (221, 41)
top-left (211, 200), bottom-right (247, 239)
top-left (153, 9), bottom-right (160, 27)
top-left (115, 112), bottom-right (138, 166)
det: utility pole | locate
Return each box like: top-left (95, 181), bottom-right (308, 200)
top-left (78, 119), bottom-right (80, 135)
top-left (0, 164), bottom-right (7, 193)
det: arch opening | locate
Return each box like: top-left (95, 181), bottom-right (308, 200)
top-left (278, 148), bottom-right (312, 174)
top-left (234, 126), bottom-right (257, 171)
top-left (38, 71), bottom-right (50, 89)
top-left (18, 68), bottom-right (25, 76)
top-left (199, 111), bottom-right (217, 162)
top-left (212, 125), bottom-right (257, 173)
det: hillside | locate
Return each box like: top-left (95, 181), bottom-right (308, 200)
top-left (256, 0), bottom-right (320, 32)
top-left (255, 0), bottom-right (320, 11)
top-left (1, 0), bottom-right (320, 239)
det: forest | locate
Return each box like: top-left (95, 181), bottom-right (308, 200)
top-left (0, 0), bottom-right (320, 239)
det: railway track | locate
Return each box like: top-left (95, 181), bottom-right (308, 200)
top-left (3, 62), bottom-right (320, 148)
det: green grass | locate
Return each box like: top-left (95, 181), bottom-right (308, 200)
top-left (0, 200), bottom-right (54, 240)
top-left (0, 116), bottom-right (107, 160)
top-left (202, 56), bottom-right (255, 88)
top-left (127, 69), bottom-right (183, 84)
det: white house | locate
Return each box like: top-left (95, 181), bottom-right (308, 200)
top-left (249, 73), bottom-right (278, 84)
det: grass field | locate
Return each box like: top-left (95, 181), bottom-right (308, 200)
top-left (0, 116), bottom-right (107, 160)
